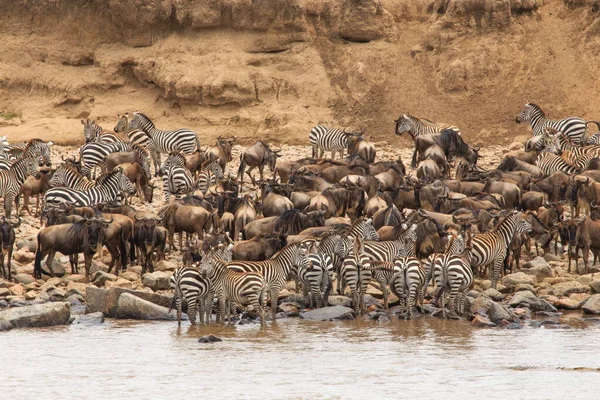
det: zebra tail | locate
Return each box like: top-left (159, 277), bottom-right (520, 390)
top-left (168, 291), bottom-right (177, 313)
top-left (586, 121), bottom-right (600, 131)
top-left (194, 134), bottom-right (201, 153)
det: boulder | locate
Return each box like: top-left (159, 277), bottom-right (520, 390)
top-left (0, 301), bottom-right (70, 328)
top-left (520, 257), bottom-right (554, 281)
top-left (543, 253), bottom-right (562, 262)
top-left (589, 280), bottom-right (600, 294)
top-left (0, 319), bottom-right (12, 331)
top-left (40, 286), bottom-right (66, 302)
top-left (482, 288), bottom-right (504, 301)
top-left (338, 0), bottom-right (396, 43)
top-left (92, 271), bottom-right (118, 287)
top-left (327, 296), bottom-right (352, 307)
top-left (0, 287), bottom-right (10, 297)
top-left (63, 274), bottom-right (86, 283)
top-left (551, 281), bottom-right (588, 297)
top-left (71, 312), bottom-right (105, 325)
top-left (299, 306), bottom-right (355, 321)
top-left (85, 286), bottom-right (109, 314)
top-left (489, 302), bottom-right (516, 323)
top-left (120, 271), bottom-right (140, 282)
top-left (198, 334), bottom-right (222, 343)
top-left (66, 281), bottom-right (88, 297)
top-left (112, 278), bottom-right (133, 289)
top-left (8, 284), bottom-right (25, 296)
top-left (155, 260), bottom-right (178, 272)
top-left (471, 315), bottom-right (496, 327)
top-left (508, 290), bottom-right (557, 313)
top-left (13, 248), bottom-right (35, 264)
top-left (116, 293), bottom-right (178, 320)
top-left (502, 272), bottom-right (536, 288)
top-left (555, 298), bottom-right (580, 310)
top-left (470, 295), bottom-right (494, 316)
top-left (142, 271), bottom-right (171, 291)
top-left (14, 273), bottom-right (35, 285)
top-left (105, 287), bottom-right (173, 317)
top-left (582, 294), bottom-right (600, 315)
top-left (278, 303), bottom-right (299, 317)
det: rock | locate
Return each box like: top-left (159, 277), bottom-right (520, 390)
top-left (128, 266), bottom-right (143, 275)
top-left (502, 272), bottom-right (536, 288)
top-left (63, 274), bottom-right (86, 283)
top-left (551, 281), bottom-right (588, 297)
top-left (508, 290), bottom-right (557, 312)
top-left (85, 286), bottom-right (109, 314)
top-left (92, 271), bottom-right (118, 287)
top-left (198, 334), bottom-right (222, 343)
top-left (105, 287), bottom-right (173, 317)
top-left (577, 275), bottom-right (592, 286)
top-left (467, 290), bottom-right (481, 298)
top-left (489, 302), bottom-right (515, 323)
top-left (13, 248), bottom-right (35, 264)
top-left (590, 280), bottom-right (600, 294)
top-left (0, 301), bottom-right (70, 328)
top-left (66, 281), bottom-right (88, 297)
top-left (327, 296), bottom-right (352, 307)
top-left (8, 284), bottom-right (25, 296)
top-left (0, 319), bottom-right (12, 331)
top-left (66, 294), bottom-right (85, 305)
top-left (470, 295), bottom-right (494, 316)
top-left (543, 253), bottom-right (562, 262)
top-left (14, 273), bottom-right (35, 285)
top-left (556, 298), bottom-right (580, 310)
top-left (40, 287), bottom-right (66, 302)
top-left (482, 288), bottom-right (504, 301)
top-left (471, 315), bottom-right (496, 327)
top-left (377, 314), bottom-right (391, 323)
top-left (142, 271), bottom-right (171, 291)
top-left (299, 306), bottom-right (355, 321)
top-left (504, 322), bottom-right (523, 329)
top-left (520, 257), bottom-right (554, 281)
top-left (71, 312), bottom-right (104, 325)
top-left (49, 260), bottom-right (66, 277)
top-left (0, 300), bottom-right (8, 308)
top-left (278, 303), bottom-right (299, 317)
top-left (569, 293), bottom-right (590, 304)
top-left (508, 141), bottom-right (523, 151)
top-left (0, 287), bottom-right (10, 297)
top-left (515, 284), bottom-right (535, 292)
top-left (116, 293), bottom-right (178, 320)
top-left (120, 271), bottom-right (140, 282)
top-left (339, 0), bottom-right (396, 43)
top-left (155, 260), bottom-right (177, 271)
top-left (112, 278), bottom-right (133, 289)
top-left (582, 294), bottom-right (600, 315)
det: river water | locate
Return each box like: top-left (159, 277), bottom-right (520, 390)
top-left (4, 315), bottom-right (600, 399)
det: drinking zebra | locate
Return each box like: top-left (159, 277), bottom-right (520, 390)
top-left (170, 265), bottom-right (212, 326)
top-left (161, 152), bottom-right (195, 201)
top-left (128, 111), bottom-right (200, 176)
top-left (515, 103), bottom-right (600, 145)
top-left (308, 124), bottom-right (363, 159)
top-left (81, 119), bottom-right (125, 144)
top-left (226, 242), bottom-right (309, 319)
top-left (44, 168), bottom-right (135, 207)
top-left (0, 141), bottom-right (40, 217)
top-left (298, 252), bottom-right (334, 308)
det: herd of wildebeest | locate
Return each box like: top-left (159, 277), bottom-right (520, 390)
top-left (1, 103), bottom-right (600, 323)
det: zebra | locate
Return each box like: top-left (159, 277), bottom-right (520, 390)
top-left (226, 242), bottom-right (309, 319)
top-left (0, 141), bottom-right (40, 217)
top-left (536, 152), bottom-right (580, 175)
top-left (298, 252), bottom-right (334, 308)
top-left (49, 163), bottom-right (94, 190)
top-left (308, 124), bottom-right (363, 160)
top-left (169, 265), bottom-right (212, 326)
top-left (394, 114), bottom-right (461, 167)
top-left (79, 141), bottom-right (137, 178)
top-left (196, 160), bottom-right (224, 195)
top-left (161, 152), bottom-right (195, 201)
top-left (1, 139), bottom-right (53, 167)
top-left (114, 113), bottom-right (151, 149)
top-left (368, 261), bottom-right (396, 309)
top-left (516, 103), bottom-right (600, 145)
top-left (128, 111), bottom-right (200, 176)
top-left (81, 119), bottom-right (125, 144)
top-left (200, 246), bottom-right (267, 324)
top-left (360, 223), bottom-right (418, 262)
top-left (467, 211), bottom-right (531, 289)
top-left (340, 236), bottom-right (372, 315)
top-left (391, 256), bottom-right (425, 319)
top-left (44, 168), bottom-right (135, 207)
top-left (423, 232), bottom-right (466, 290)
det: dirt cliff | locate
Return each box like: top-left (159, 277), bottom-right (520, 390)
top-left (1, 0), bottom-right (600, 147)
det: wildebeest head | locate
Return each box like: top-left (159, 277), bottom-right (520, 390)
top-left (85, 217), bottom-right (112, 254)
top-left (135, 215), bottom-right (162, 246)
top-left (0, 216), bottom-right (18, 247)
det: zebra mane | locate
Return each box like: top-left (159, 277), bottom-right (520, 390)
top-left (60, 163), bottom-right (87, 178)
top-left (167, 152), bottom-right (186, 165)
top-left (95, 168), bottom-right (122, 186)
top-left (527, 103), bottom-right (545, 115)
top-left (491, 211), bottom-right (517, 232)
top-left (405, 114), bottom-right (437, 126)
top-left (134, 111), bottom-right (154, 127)
top-left (271, 241), bottom-right (301, 260)
top-left (22, 138), bottom-right (43, 156)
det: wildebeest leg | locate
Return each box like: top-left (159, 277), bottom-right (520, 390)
top-left (45, 251), bottom-right (57, 277)
top-left (411, 149), bottom-right (418, 168)
top-left (0, 249), bottom-right (5, 279)
top-left (246, 166), bottom-right (256, 185)
top-left (84, 252), bottom-right (94, 282)
top-left (105, 242), bottom-right (119, 274)
top-left (168, 228), bottom-right (176, 252)
top-left (259, 165), bottom-right (265, 182)
top-left (69, 254), bottom-right (77, 274)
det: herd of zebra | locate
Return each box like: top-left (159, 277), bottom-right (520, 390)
top-left (2, 102), bottom-right (600, 325)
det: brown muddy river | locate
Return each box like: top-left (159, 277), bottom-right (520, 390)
top-left (5, 316), bottom-right (600, 399)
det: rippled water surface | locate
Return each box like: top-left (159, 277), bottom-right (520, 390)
top-left (5, 316), bottom-right (600, 399)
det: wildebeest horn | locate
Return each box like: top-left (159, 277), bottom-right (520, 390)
top-left (592, 200), bottom-right (598, 209)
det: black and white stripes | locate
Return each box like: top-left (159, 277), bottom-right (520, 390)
top-left (308, 125), bottom-right (350, 159)
top-left (516, 103), bottom-right (588, 145)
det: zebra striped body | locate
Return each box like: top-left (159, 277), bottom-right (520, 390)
top-left (161, 152), bottom-right (195, 201)
top-left (79, 141), bottom-right (136, 178)
top-left (49, 164), bottom-right (94, 190)
top-left (114, 113), bottom-right (151, 149)
top-left (201, 248), bottom-right (266, 324)
top-left (391, 256), bottom-right (425, 319)
top-left (369, 261), bottom-right (396, 309)
top-left (298, 252), bottom-right (334, 308)
top-left (82, 119), bottom-right (125, 144)
top-left (309, 125), bottom-right (349, 159)
top-left (516, 103), bottom-right (587, 145)
top-left (170, 266), bottom-right (212, 326)
top-left (340, 238), bottom-right (372, 315)
top-left (226, 243), bottom-right (308, 318)
top-left (196, 160), bottom-right (224, 195)
top-left (3, 139), bottom-right (52, 167)
top-left (468, 212), bottom-right (530, 289)
top-left (432, 249), bottom-right (473, 318)
top-left (394, 114), bottom-right (461, 139)
top-left (424, 232), bottom-right (469, 289)
top-left (536, 152), bottom-right (580, 175)
top-left (360, 224), bottom-right (417, 262)
top-left (0, 142), bottom-right (39, 217)
top-left (129, 111), bottom-right (200, 176)
top-left (44, 169), bottom-right (134, 207)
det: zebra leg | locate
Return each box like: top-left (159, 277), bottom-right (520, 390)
top-left (491, 259), bottom-right (503, 290)
top-left (378, 277), bottom-right (389, 309)
top-left (188, 296), bottom-right (197, 326)
top-left (176, 293), bottom-right (182, 327)
top-left (270, 288), bottom-right (280, 319)
top-left (408, 283), bottom-right (417, 319)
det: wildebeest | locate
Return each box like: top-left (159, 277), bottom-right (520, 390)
top-left (132, 214), bottom-right (165, 274)
top-left (231, 233), bottom-right (287, 261)
top-left (238, 141), bottom-right (280, 184)
top-left (206, 136), bottom-right (235, 171)
top-left (347, 135), bottom-right (376, 164)
top-left (0, 217), bottom-right (19, 281)
top-left (34, 217), bottom-right (111, 280)
top-left (160, 201), bottom-right (213, 251)
top-left (18, 168), bottom-right (52, 216)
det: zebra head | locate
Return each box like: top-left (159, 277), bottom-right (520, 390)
top-left (209, 160), bottom-right (224, 180)
top-left (515, 214), bottom-right (533, 236)
top-left (516, 103), bottom-right (544, 123)
top-left (200, 249), bottom-right (215, 276)
top-left (332, 235), bottom-right (350, 259)
top-left (49, 164), bottom-right (68, 187)
top-left (394, 115), bottom-right (413, 136)
top-left (81, 119), bottom-right (100, 143)
top-left (117, 169), bottom-right (136, 196)
top-left (541, 127), bottom-right (561, 154)
top-left (114, 113), bottom-right (128, 133)
top-left (363, 218), bottom-right (379, 241)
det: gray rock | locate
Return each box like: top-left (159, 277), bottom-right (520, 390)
top-left (582, 294), bottom-right (600, 315)
top-left (377, 314), bottom-right (391, 323)
top-left (327, 296), bottom-right (352, 307)
top-left (508, 290), bottom-right (558, 312)
top-left (0, 300), bottom-right (8, 308)
top-left (489, 302), bottom-right (515, 323)
top-left (543, 253), bottom-right (562, 262)
top-left (142, 271), bottom-right (171, 291)
top-left (92, 271), bottom-right (118, 287)
top-left (590, 280), bottom-right (600, 294)
top-left (50, 260), bottom-right (66, 277)
top-left (471, 315), bottom-right (496, 327)
top-left (0, 319), bottom-right (12, 331)
top-left (299, 306), bottom-right (356, 321)
top-left (470, 295), bottom-right (494, 316)
top-left (198, 334), bottom-right (222, 343)
top-left (104, 287), bottom-right (173, 317)
top-left (467, 290), bottom-right (481, 299)
top-left (0, 301), bottom-right (70, 328)
top-left (85, 287), bottom-right (109, 314)
top-left (504, 322), bottom-right (523, 329)
top-left (65, 294), bottom-right (85, 305)
top-left (116, 293), bottom-right (178, 320)
top-left (71, 312), bottom-right (105, 325)
top-left (551, 281), bottom-right (588, 297)
top-left (40, 287), bottom-right (66, 302)
top-left (482, 288), bottom-right (504, 302)
top-left (502, 272), bottom-right (536, 288)
top-left (363, 294), bottom-right (381, 308)
top-left (14, 273), bottom-right (35, 285)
